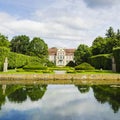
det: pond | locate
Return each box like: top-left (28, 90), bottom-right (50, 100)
top-left (0, 84), bottom-right (120, 120)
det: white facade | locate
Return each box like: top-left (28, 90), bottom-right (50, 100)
top-left (49, 48), bottom-right (75, 66)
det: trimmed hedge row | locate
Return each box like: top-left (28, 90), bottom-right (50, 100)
top-left (0, 47), bottom-right (44, 71)
top-left (90, 54), bottom-right (112, 70)
top-left (8, 52), bottom-right (29, 69)
top-left (0, 47), bottom-right (10, 62)
top-left (23, 64), bottom-right (47, 71)
top-left (113, 47), bottom-right (120, 72)
top-left (75, 62), bottom-right (95, 70)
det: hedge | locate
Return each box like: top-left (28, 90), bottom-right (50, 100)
top-left (113, 47), bottom-right (120, 72)
top-left (0, 62), bottom-right (2, 71)
top-left (90, 54), bottom-right (112, 70)
top-left (0, 47), bottom-right (44, 71)
top-left (8, 52), bottom-right (29, 69)
top-left (75, 62), bottom-right (95, 70)
top-left (0, 47), bottom-right (10, 62)
top-left (23, 64), bottom-right (47, 71)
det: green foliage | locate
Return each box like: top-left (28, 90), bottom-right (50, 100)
top-left (74, 44), bottom-right (92, 65)
top-left (10, 35), bottom-right (30, 54)
top-left (0, 33), bottom-right (10, 47)
top-left (91, 27), bottom-right (120, 55)
top-left (90, 54), bottom-right (112, 70)
top-left (8, 52), bottom-right (29, 69)
top-left (23, 63), bottom-right (47, 71)
top-left (113, 47), bottom-right (120, 72)
top-left (46, 61), bottom-right (55, 67)
top-left (66, 61), bottom-right (76, 67)
top-left (105, 26), bottom-right (115, 38)
top-left (92, 85), bottom-right (120, 113)
top-left (77, 85), bottom-right (90, 93)
top-left (75, 62), bottom-right (95, 70)
top-left (0, 62), bottom-right (2, 71)
top-left (28, 37), bottom-right (48, 58)
top-left (91, 36), bottom-right (107, 55)
top-left (66, 69), bottom-right (76, 73)
top-left (49, 66), bottom-right (73, 71)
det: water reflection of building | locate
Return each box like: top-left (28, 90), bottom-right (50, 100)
top-left (48, 48), bottom-right (75, 66)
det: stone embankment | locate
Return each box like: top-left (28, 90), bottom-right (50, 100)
top-left (0, 74), bottom-right (120, 84)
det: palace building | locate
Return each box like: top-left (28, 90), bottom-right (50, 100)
top-left (48, 47), bottom-right (75, 66)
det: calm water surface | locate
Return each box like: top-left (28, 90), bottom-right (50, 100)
top-left (0, 84), bottom-right (120, 120)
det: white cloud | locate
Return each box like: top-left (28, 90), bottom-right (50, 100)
top-left (0, 0), bottom-right (120, 48)
top-left (84, 0), bottom-right (120, 8)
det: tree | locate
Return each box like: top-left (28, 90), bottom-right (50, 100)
top-left (91, 36), bottom-right (107, 55)
top-left (105, 28), bottom-right (120, 53)
top-left (0, 33), bottom-right (10, 47)
top-left (10, 35), bottom-right (30, 54)
top-left (28, 37), bottom-right (48, 58)
top-left (105, 26), bottom-right (115, 38)
top-left (92, 85), bottom-right (120, 113)
top-left (74, 44), bottom-right (92, 65)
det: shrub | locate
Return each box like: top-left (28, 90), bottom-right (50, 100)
top-left (46, 61), bottom-right (55, 67)
top-left (66, 61), bottom-right (76, 67)
top-left (90, 54), bottom-right (112, 70)
top-left (23, 63), bottom-right (47, 71)
top-left (113, 47), bottom-right (120, 72)
top-left (66, 70), bottom-right (76, 73)
top-left (0, 47), bottom-right (10, 62)
top-left (16, 68), bottom-right (25, 72)
top-left (8, 52), bottom-right (29, 69)
top-left (75, 62), bottom-right (95, 70)
top-left (0, 62), bottom-right (3, 71)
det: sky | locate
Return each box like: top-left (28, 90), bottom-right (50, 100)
top-left (0, 0), bottom-right (120, 48)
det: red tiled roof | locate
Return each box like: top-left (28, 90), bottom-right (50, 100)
top-left (48, 47), bottom-right (57, 55)
top-left (48, 48), bottom-right (76, 55)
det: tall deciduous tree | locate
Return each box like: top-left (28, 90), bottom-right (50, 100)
top-left (105, 27), bottom-right (120, 53)
top-left (0, 33), bottom-right (10, 47)
top-left (74, 44), bottom-right (92, 65)
top-left (10, 35), bottom-right (30, 54)
top-left (105, 26), bottom-right (115, 38)
top-left (28, 37), bottom-right (48, 58)
top-left (91, 36), bottom-right (107, 55)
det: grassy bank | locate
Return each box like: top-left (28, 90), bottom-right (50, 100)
top-left (0, 73), bottom-right (120, 85)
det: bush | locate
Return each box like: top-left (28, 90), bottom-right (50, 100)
top-left (8, 52), bottom-right (29, 69)
top-left (46, 61), bottom-right (55, 67)
top-left (0, 46), bottom-right (49, 71)
top-left (66, 61), bottom-right (76, 67)
top-left (90, 54), bottom-right (112, 70)
top-left (23, 63), bottom-right (47, 71)
top-left (66, 70), bottom-right (76, 73)
top-left (75, 62), bottom-right (95, 70)
top-left (16, 68), bottom-right (25, 72)
top-left (49, 67), bottom-right (74, 71)
top-left (0, 47), bottom-right (10, 62)
top-left (113, 47), bottom-right (120, 72)
top-left (0, 62), bottom-right (3, 71)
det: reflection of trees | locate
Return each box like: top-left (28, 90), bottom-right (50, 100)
top-left (0, 84), bottom-right (47, 109)
top-left (76, 85), bottom-right (90, 94)
top-left (0, 85), bottom-right (5, 110)
top-left (27, 85), bottom-right (47, 101)
top-left (8, 88), bottom-right (27, 103)
top-left (92, 85), bottom-right (120, 113)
